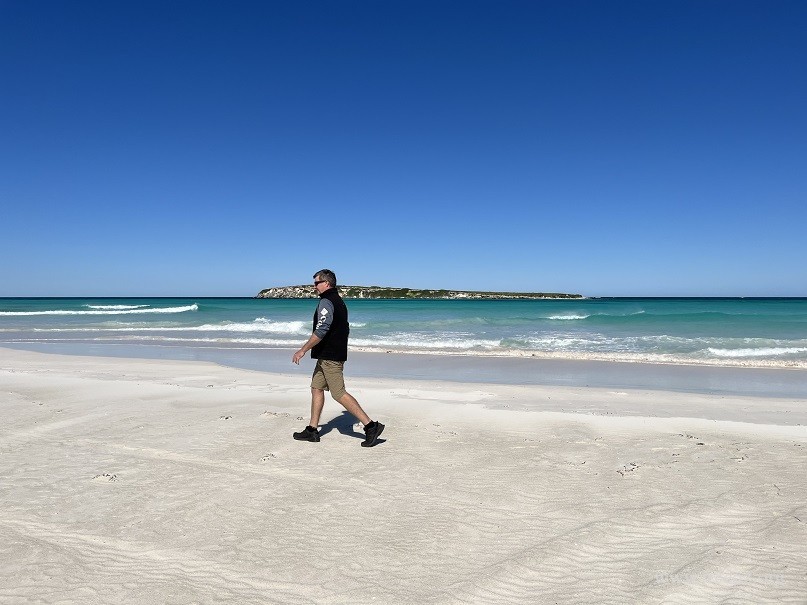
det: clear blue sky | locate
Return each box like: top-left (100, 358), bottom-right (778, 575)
top-left (1, 0), bottom-right (805, 297)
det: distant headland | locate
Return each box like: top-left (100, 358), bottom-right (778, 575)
top-left (255, 286), bottom-right (583, 300)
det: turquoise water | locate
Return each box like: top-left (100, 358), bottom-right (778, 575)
top-left (2, 297), bottom-right (807, 368)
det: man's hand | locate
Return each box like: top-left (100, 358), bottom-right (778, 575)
top-left (293, 334), bottom-right (321, 365)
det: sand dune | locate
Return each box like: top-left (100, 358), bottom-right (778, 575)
top-left (1, 348), bottom-right (805, 603)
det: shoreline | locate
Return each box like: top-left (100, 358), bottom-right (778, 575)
top-left (3, 342), bottom-right (807, 399)
top-left (1, 346), bottom-right (806, 603)
top-left (355, 345), bottom-right (807, 370)
top-left (5, 337), bottom-right (807, 371)
top-left (3, 346), bottom-right (807, 426)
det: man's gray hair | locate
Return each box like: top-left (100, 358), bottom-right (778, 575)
top-left (313, 269), bottom-right (337, 287)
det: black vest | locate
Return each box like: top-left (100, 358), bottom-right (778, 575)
top-left (311, 288), bottom-right (349, 361)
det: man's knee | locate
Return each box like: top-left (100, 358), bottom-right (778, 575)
top-left (311, 387), bottom-right (326, 398)
top-left (331, 389), bottom-right (347, 402)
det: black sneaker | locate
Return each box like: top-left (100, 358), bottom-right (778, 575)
top-left (361, 421), bottom-right (385, 447)
top-left (293, 426), bottom-right (320, 442)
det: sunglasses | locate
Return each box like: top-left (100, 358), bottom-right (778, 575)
top-left (313, 280), bottom-right (326, 286)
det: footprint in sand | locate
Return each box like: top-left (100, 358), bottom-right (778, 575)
top-left (260, 454), bottom-right (277, 462)
top-left (92, 473), bottom-right (117, 482)
top-left (219, 415), bottom-right (232, 420)
top-left (261, 411), bottom-right (291, 418)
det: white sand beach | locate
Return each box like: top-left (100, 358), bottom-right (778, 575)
top-left (1, 347), bottom-right (806, 604)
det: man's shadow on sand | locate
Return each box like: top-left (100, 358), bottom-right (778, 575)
top-left (318, 411), bottom-right (386, 446)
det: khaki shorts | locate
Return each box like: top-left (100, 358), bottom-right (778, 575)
top-left (311, 359), bottom-right (347, 400)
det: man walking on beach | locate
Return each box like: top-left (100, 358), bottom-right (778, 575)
top-left (291, 269), bottom-right (385, 447)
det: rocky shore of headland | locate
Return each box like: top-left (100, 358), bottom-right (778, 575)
top-left (255, 286), bottom-right (583, 299)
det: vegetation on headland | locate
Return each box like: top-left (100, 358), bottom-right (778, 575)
top-left (255, 285), bottom-right (583, 299)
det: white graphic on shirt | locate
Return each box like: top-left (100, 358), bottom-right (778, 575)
top-left (315, 305), bottom-right (332, 334)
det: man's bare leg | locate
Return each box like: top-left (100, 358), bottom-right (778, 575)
top-left (336, 392), bottom-right (371, 426)
top-left (309, 388), bottom-right (325, 428)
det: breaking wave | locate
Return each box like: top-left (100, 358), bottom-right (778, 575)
top-left (707, 347), bottom-right (807, 358)
top-left (0, 304), bottom-right (198, 316)
top-left (84, 304), bottom-right (150, 310)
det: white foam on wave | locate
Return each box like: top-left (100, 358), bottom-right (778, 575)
top-left (6, 336), bottom-right (300, 347)
top-left (22, 321), bottom-right (461, 340)
top-left (103, 318), bottom-right (350, 333)
top-left (122, 336), bottom-right (300, 346)
top-left (511, 335), bottom-right (607, 349)
top-left (351, 335), bottom-right (501, 350)
top-left (707, 347), bottom-right (807, 358)
top-left (141, 319), bottom-right (308, 334)
top-left (238, 318), bottom-right (309, 334)
top-left (23, 318), bottom-right (309, 335)
top-left (540, 310), bottom-right (648, 321)
top-left (84, 304), bottom-right (150, 310)
top-left (0, 304), bottom-right (199, 316)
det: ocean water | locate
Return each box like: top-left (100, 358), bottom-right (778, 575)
top-left (2, 297), bottom-right (807, 369)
